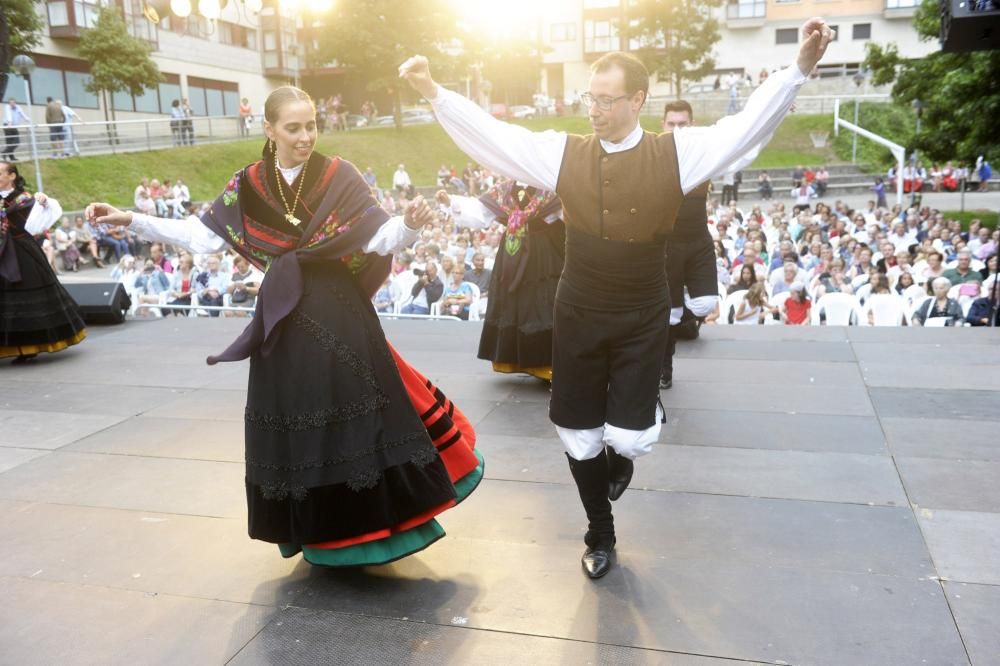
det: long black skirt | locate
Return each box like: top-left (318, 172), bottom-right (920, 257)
top-left (477, 219), bottom-right (565, 373)
top-left (243, 260), bottom-right (457, 545)
top-left (0, 235), bottom-right (86, 359)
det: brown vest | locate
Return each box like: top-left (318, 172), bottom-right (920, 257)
top-left (553, 131), bottom-right (684, 311)
top-left (670, 182), bottom-right (711, 242)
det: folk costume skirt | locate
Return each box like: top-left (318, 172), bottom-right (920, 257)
top-left (477, 219), bottom-right (564, 381)
top-left (244, 261), bottom-right (482, 566)
top-left (0, 234), bottom-right (86, 359)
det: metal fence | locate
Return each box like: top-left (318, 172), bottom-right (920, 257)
top-left (644, 93), bottom-right (892, 120)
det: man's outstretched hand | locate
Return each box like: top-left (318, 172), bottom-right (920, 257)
top-left (797, 18), bottom-right (836, 76)
top-left (399, 56), bottom-right (438, 101)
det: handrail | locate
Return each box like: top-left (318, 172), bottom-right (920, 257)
top-left (834, 99), bottom-right (905, 205)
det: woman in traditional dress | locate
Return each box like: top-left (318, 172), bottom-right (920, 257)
top-left (437, 179), bottom-right (564, 381)
top-left (1, 162), bottom-right (86, 363)
top-left (86, 86), bottom-right (483, 567)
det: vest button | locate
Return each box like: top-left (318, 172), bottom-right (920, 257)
top-left (602, 209), bottom-right (609, 215)
top-left (628, 238), bottom-right (635, 243)
top-left (603, 180), bottom-right (610, 186)
top-left (601, 156), bottom-right (609, 163)
top-left (630, 208), bottom-right (637, 214)
top-left (603, 236), bottom-right (609, 240)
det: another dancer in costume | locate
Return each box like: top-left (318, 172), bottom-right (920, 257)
top-left (87, 86), bottom-right (482, 567)
top-left (659, 100), bottom-right (765, 389)
top-left (402, 18), bottom-right (833, 578)
top-left (438, 180), bottom-right (564, 381)
top-left (1, 162), bottom-right (86, 363)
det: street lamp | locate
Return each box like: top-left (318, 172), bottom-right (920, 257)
top-left (850, 68), bottom-right (867, 163)
top-left (11, 54), bottom-right (43, 193)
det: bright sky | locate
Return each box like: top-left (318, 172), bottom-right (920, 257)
top-left (451, 0), bottom-right (545, 38)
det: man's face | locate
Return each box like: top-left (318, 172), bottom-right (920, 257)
top-left (473, 254), bottom-right (484, 270)
top-left (207, 257), bottom-right (220, 273)
top-left (662, 110), bottom-right (692, 132)
top-left (979, 228), bottom-right (989, 242)
top-left (743, 248), bottom-right (757, 263)
top-left (928, 254), bottom-right (941, 268)
top-left (586, 66), bottom-right (644, 142)
top-left (426, 264), bottom-right (438, 279)
top-left (784, 265), bottom-right (797, 282)
top-left (958, 254), bottom-right (970, 270)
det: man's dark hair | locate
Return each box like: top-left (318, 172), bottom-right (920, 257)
top-left (662, 99), bottom-right (693, 121)
top-left (590, 52), bottom-right (649, 100)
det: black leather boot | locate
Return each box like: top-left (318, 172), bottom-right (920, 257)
top-left (606, 447), bottom-right (633, 501)
top-left (567, 452), bottom-right (616, 579)
top-left (660, 329), bottom-right (675, 390)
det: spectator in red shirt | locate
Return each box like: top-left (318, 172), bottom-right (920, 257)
top-left (781, 282), bottom-right (811, 325)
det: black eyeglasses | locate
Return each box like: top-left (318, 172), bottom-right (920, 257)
top-left (579, 92), bottom-right (630, 112)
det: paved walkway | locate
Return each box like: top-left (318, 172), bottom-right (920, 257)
top-left (1, 320), bottom-right (997, 664)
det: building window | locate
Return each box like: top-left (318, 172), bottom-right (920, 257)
top-left (47, 1), bottom-right (70, 27)
top-left (886, 0), bottom-right (920, 7)
top-left (829, 25), bottom-right (840, 41)
top-left (64, 71), bottom-right (99, 109)
top-left (6, 57), bottom-right (100, 110)
top-left (853, 23), bottom-right (872, 40)
top-left (727, 0), bottom-right (766, 19)
top-left (220, 21), bottom-right (259, 49)
top-left (775, 28), bottom-right (798, 44)
top-left (73, 0), bottom-right (106, 28)
top-left (550, 22), bottom-right (577, 42)
top-left (187, 77), bottom-right (239, 117)
top-left (585, 19), bottom-right (619, 53)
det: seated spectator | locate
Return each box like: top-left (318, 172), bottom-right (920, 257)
top-left (466, 252), bottom-right (492, 296)
top-left (733, 283), bottom-right (776, 325)
top-left (916, 250), bottom-right (945, 287)
top-left (942, 250), bottom-right (983, 286)
top-left (810, 258), bottom-right (854, 299)
top-left (894, 270), bottom-right (917, 296)
top-left (814, 166), bottom-right (829, 197)
top-left (135, 189), bottom-right (156, 216)
top-left (226, 255), bottom-right (262, 316)
top-left (401, 262), bottom-right (443, 315)
top-left (110, 254), bottom-right (139, 289)
top-left (197, 255), bottom-right (231, 318)
top-left (770, 262), bottom-right (801, 296)
top-left (167, 253), bottom-right (197, 316)
top-left (149, 178), bottom-right (169, 217)
top-left (149, 242), bottom-right (174, 274)
top-left (100, 225), bottom-right (131, 261)
top-left (728, 263), bottom-right (757, 294)
top-left (758, 172), bottom-right (773, 200)
top-left (52, 217), bottom-right (81, 272)
top-left (966, 291), bottom-right (999, 326)
top-left (373, 276), bottom-right (396, 313)
top-left (912, 277), bottom-right (963, 326)
top-left (132, 259), bottom-right (171, 317)
top-left (72, 215), bottom-right (104, 267)
top-left (781, 283), bottom-right (811, 325)
top-left (440, 264), bottom-right (474, 320)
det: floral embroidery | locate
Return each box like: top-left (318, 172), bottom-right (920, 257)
top-left (341, 250), bottom-right (368, 274)
top-left (224, 224), bottom-right (246, 248)
top-left (222, 172), bottom-right (240, 207)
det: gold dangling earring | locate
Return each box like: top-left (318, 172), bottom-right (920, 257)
top-left (269, 139), bottom-right (275, 155)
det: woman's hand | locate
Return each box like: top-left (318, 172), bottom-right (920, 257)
top-left (34, 192), bottom-right (48, 206)
top-left (86, 203), bottom-right (133, 227)
top-left (435, 190), bottom-right (451, 207)
top-left (403, 195), bottom-right (434, 231)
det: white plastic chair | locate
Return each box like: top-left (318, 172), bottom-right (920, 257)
top-left (924, 316), bottom-right (949, 327)
top-left (861, 294), bottom-right (908, 326)
top-left (467, 282), bottom-right (482, 321)
top-left (811, 293), bottom-right (862, 325)
top-left (718, 289), bottom-right (747, 326)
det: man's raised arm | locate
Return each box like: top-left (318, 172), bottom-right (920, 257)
top-left (400, 56), bottom-right (565, 192)
top-left (673, 18), bottom-right (836, 195)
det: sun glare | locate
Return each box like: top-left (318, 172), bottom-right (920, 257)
top-left (452, 0), bottom-right (544, 39)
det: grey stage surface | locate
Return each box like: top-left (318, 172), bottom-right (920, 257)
top-left (1, 319), bottom-right (998, 666)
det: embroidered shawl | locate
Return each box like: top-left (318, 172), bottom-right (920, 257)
top-left (0, 191), bottom-right (35, 283)
top-left (199, 152), bottom-right (391, 364)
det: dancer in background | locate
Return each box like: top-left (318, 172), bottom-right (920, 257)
top-left (87, 86), bottom-right (483, 567)
top-left (439, 178), bottom-right (564, 381)
top-left (1, 162), bottom-right (85, 363)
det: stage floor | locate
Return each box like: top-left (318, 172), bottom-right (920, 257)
top-left (1, 319), bottom-right (998, 665)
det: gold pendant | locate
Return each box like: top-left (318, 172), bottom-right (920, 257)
top-left (286, 213), bottom-right (301, 227)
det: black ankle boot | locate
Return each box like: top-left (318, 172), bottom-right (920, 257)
top-left (660, 331), bottom-right (675, 390)
top-left (606, 447), bottom-right (634, 502)
top-left (566, 452), bottom-right (616, 579)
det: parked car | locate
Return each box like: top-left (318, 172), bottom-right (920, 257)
top-left (685, 83), bottom-right (716, 95)
top-left (509, 105), bottom-right (537, 119)
top-left (345, 114), bottom-right (368, 128)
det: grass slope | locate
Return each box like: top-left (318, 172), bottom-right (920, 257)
top-left (41, 113), bottom-right (839, 211)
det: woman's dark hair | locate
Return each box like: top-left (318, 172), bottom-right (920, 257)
top-left (738, 263), bottom-right (755, 287)
top-left (261, 86), bottom-right (315, 159)
top-left (172, 99), bottom-right (180, 107)
top-left (898, 271), bottom-right (915, 287)
top-left (0, 162), bottom-right (27, 193)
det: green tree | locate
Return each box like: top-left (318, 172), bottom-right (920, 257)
top-left (1, 0), bottom-right (46, 100)
top-left (863, 0), bottom-right (1000, 163)
top-left (77, 7), bottom-right (161, 125)
top-left (312, 0), bottom-right (463, 127)
top-left (621, 0), bottom-right (723, 99)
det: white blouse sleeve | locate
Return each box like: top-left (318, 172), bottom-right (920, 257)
top-left (24, 196), bottom-right (64, 235)
top-left (129, 213), bottom-right (229, 254)
top-left (448, 196), bottom-right (497, 230)
top-left (674, 64), bottom-right (808, 194)
top-left (429, 87), bottom-right (566, 192)
top-left (363, 216), bottom-right (419, 256)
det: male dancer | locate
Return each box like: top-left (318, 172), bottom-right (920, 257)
top-left (659, 101), bottom-right (763, 389)
top-left (401, 18), bottom-right (834, 579)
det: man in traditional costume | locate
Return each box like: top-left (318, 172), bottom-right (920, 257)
top-left (402, 18), bottom-right (834, 579)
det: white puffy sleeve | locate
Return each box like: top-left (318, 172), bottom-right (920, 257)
top-left (24, 196), bottom-right (64, 235)
top-left (362, 216), bottom-right (419, 256)
top-left (129, 213), bottom-right (229, 254)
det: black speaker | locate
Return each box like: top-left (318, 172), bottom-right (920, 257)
top-left (941, 0), bottom-right (1000, 52)
top-left (65, 282), bottom-right (132, 325)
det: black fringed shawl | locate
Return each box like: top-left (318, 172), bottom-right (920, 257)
top-left (199, 152), bottom-right (391, 364)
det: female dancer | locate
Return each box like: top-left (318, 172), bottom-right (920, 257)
top-left (1, 162), bottom-right (86, 363)
top-left (438, 179), bottom-right (564, 381)
top-left (87, 86), bottom-right (483, 567)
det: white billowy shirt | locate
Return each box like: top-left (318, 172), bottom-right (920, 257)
top-left (128, 162), bottom-right (418, 257)
top-left (0, 190), bottom-right (64, 235)
top-left (426, 64), bottom-right (807, 198)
